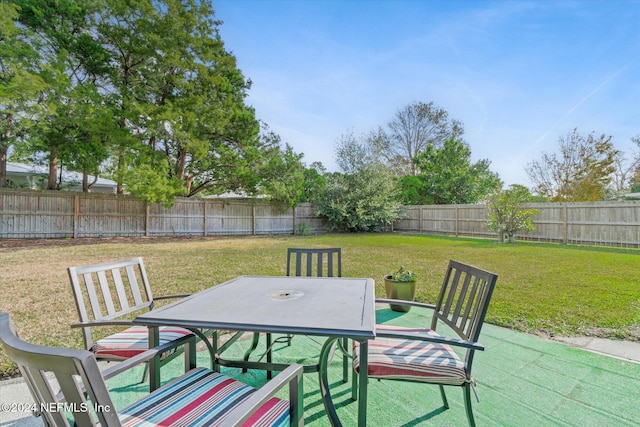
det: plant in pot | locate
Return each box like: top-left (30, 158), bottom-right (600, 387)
top-left (384, 266), bottom-right (417, 312)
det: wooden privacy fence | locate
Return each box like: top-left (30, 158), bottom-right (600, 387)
top-left (0, 189), bottom-right (326, 238)
top-left (2, 189), bottom-right (640, 248)
top-left (393, 202), bottom-right (640, 247)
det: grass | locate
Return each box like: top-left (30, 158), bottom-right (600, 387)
top-left (0, 233), bottom-right (639, 378)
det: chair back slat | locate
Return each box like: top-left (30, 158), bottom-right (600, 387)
top-left (111, 268), bottom-right (131, 311)
top-left (126, 265), bottom-right (144, 306)
top-left (450, 270), bottom-right (472, 325)
top-left (458, 275), bottom-right (481, 331)
top-left (0, 313), bottom-right (120, 427)
top-left (432, 260), bottom-right (498, 343)
top-left (97, 270), bottom-right (118, 316)
top-left (68, 258), bottom-right (155, 351)
top-left (81, 273), bottom-right (102, 321)
top-left (287, 248), bottom-right (342, 278)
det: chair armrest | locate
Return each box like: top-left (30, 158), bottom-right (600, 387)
top-left (101, 334), bottom-right (197, 381)
top-left (376, 329), bottom-right (485, 351)
top-left (71, 320), bottom-right (134, 329)
top-left (154, 294), bottom-right (192, 301)
top-left (219, 363), bottom-right (304, 426)
top-left (375, 298), bottom-right (436, 311)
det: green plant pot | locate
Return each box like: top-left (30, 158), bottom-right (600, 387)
top-left (383, 275), bottom-right (416, 312)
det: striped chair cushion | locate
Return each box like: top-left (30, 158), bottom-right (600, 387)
top-left (119, 367), bottom-right (290, 427)
top-left (353, 325), bottom-right (467, 386)
top-left (92, 325), bottom-right (192, 359)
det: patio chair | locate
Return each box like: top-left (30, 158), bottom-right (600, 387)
top-left (352, 260), bottom-right (498, 427)
top-left (67, 257), bottom-right (199, 386)
top-left (0, 312), bottom-right (304, 427)
top-left (245, 248), bottom-right (348, 381)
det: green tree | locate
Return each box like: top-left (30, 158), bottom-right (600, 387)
top-left (255, 130), bottom-right (306, 208)
top-left (97, 0), bottom-right (265, 203)
top-left (397, 175), bottom-right (429, 205)
top-left (526, 129), bottom-right (618, 201)
top-left (413, 136), bottom-right (501, 204)
top-left (7, 0), bottom-right (301, 205)
top-left (314, 133), bottom-right (403, 232)
top-left (385, 101), bottom-right (464, 176)
top-left (14, 0), bottom-right (109, 191)
top-left (0, 1), bottom-right (44, 187)
top-left (486, 184), bottom-right (538, 243)
top-left (299, 161), bottom-right (326, 203)
top-left (607, 135), bottom-right (640, 200)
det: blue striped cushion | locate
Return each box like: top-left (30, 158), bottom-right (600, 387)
top-left (92, 326), bottom-right (192, 359)
top-left (119, 368), bottom-right (290, 426)
top-left (353, 325), bottom-right (467, 386)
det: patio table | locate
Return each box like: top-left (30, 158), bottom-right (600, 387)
top-left (133, 275), bottom-right (376, 427)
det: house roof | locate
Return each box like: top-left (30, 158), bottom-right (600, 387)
top-left (6, 162), bottom-right (117, 188)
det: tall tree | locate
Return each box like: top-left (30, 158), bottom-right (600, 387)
top-left (98, 0), bottom-right (262, 202)
top-left (385, 101), bottom-right (463, 176)
top-left (257, 133), bottom-right (306, 208)
top-left (610, 134), bottom-right (640, 197)
top-left (14, 0), bottom-right (109, 190)
top-left (526, 129), bottom-right (618, 201)
top-left (0, 2), bottom-right (44, 187)
top-left (412, 136), bottom-right (500, 204)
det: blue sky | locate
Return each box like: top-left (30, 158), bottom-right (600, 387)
top-left (214, 0), bottom-right (640, 186)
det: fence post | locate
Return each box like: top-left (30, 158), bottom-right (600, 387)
top-left (73, 194), bottom-right (79, 238)
top-left (252, 205), bottom-right (256, 235)
top-left (145, 202), bottom-right (150, 237)
top-left (419, 206), bottom-right (423, 233)
top-left (292, 206), bottom-right (296, 235)
top-left (455, 206), bottom-right (459, 237)
top-left (563, 204), bottom-right (568, 245)
top-left (203, 200), bottom-right (208, 237)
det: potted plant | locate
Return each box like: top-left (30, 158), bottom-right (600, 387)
top-left (383, 266), bottom-right (417, 312)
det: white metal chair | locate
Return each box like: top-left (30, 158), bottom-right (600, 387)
top-left (0, 312), bottom-right (304, 426)
top-left (67, 257), bottom-right (196, 385)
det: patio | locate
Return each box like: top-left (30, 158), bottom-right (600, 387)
top-left (2, 306), bottom-right (638, 426)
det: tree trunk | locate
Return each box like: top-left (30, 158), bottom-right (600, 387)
top-left (0, 145), bottom-right (7, 188)
top-left (47, 147), bottom-right (58, 190)
top-left (116, 151), bottom-right (124, 194)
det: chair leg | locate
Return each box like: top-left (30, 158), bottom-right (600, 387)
top-left (463, 384), bottom-right (476, 427)
top-left (266, 333), bottom-right (273, 380)
top-left (351, 365), bottom-right (358, 401)
top-left (140, 362), bottom-right (149, 384)
top-left (242, 332), bottom-right (261, 373)
top-left (341, 337), bottom-right (349, 383)
top-left (439, 385), bottom-right (449, 409)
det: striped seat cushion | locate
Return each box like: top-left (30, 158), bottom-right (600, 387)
top-left (92, 326), bottom-right (192, 359)
top-left (119, 367), bottom-right (290, 427)
top-left (353, 325), bottom-right (467, 386)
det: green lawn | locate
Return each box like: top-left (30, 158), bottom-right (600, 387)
top-left (1, 233), bottom-right (638, 378)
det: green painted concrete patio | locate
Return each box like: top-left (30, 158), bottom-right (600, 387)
top-left (105, 307), bottom-right (640, 426)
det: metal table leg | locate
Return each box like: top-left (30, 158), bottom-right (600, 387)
top-left (357, 340), bottom-right (368, 427)
top-left (319, 337), bottom-right (367, 426)
top-left (148, 326), bottom-right (160, 391)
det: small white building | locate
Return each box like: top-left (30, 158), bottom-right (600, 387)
top-left (5, 162), bottom-right (118, 193)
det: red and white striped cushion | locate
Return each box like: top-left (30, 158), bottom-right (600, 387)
top-left (92, 325), bottom-right (192, 359)
top-left (353, 325), bottom-right (467, 386)
top-left (119, 367), bottom-right (290, 427)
